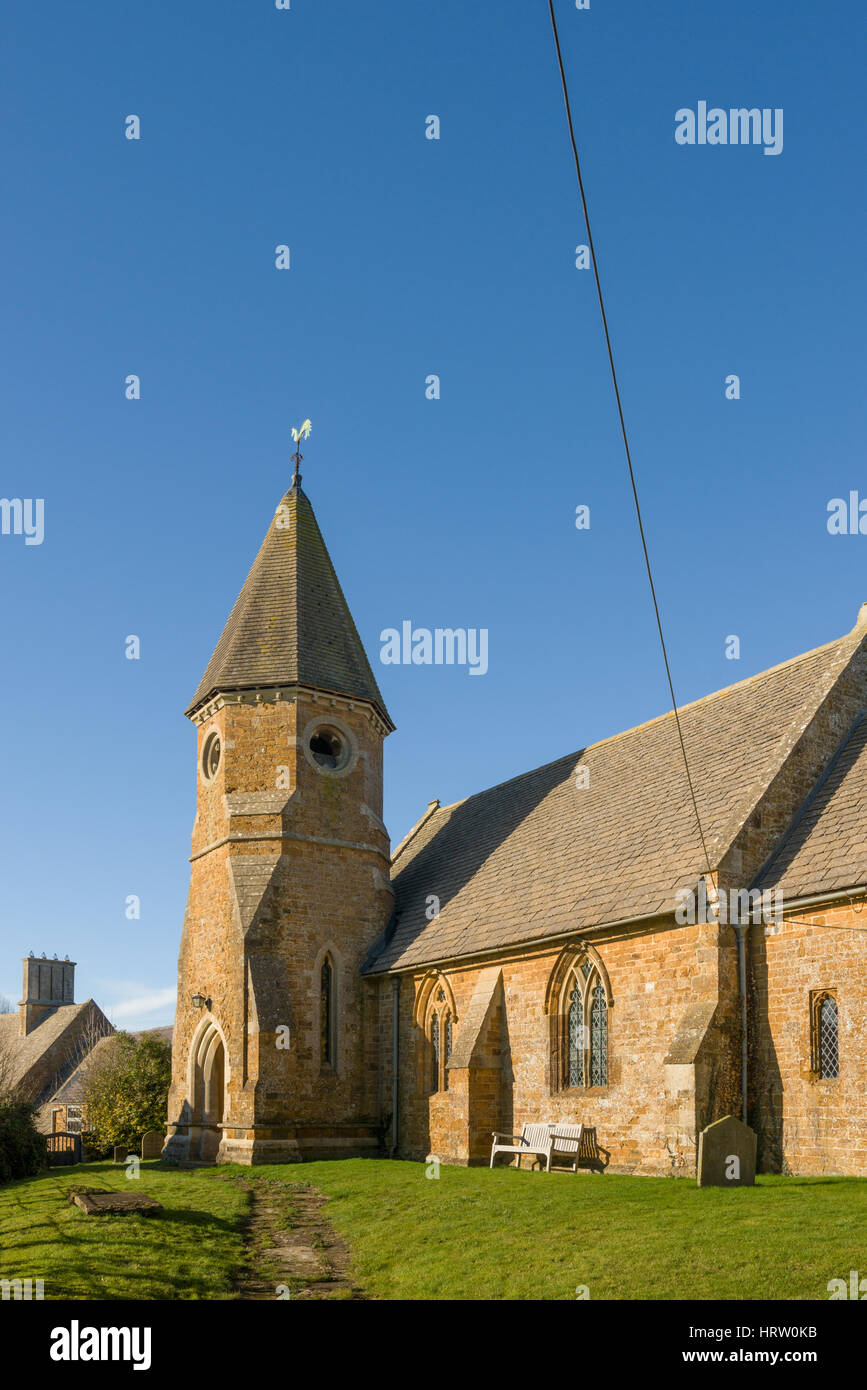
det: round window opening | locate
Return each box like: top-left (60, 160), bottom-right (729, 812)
top-left (309, 727), bottom-right (346, 770)
top-left (202, 732), bottom-right (221, 781)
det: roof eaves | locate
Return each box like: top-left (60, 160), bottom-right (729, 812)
top-left (186, 678), bottom-right (395, 731)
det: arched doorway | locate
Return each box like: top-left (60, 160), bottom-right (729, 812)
top-left (190, 1020), bottom-right (227, 1161)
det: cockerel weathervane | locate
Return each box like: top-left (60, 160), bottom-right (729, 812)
top-left (290, 418), bottom-right (312, 486)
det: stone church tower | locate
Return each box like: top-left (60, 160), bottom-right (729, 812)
top-left (164, 462), bottom-right (394, 1163)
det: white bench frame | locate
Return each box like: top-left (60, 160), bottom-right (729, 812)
top-left (490, 1122), bottom-right (555, 1171)
top-left (490, 1122), bottom-right (587, 1174)
top-left (549, 1123), bottom-right (585, 1172)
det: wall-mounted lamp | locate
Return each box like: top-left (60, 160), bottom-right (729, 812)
top-left (191, 993), bottom-right (212, 1010)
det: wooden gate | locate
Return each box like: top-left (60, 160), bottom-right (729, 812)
top-left (46, 1132), bottom-right (82, 1166)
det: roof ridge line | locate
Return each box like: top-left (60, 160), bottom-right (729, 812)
top-left (396, 749), bottom-right (582, 836)
top-left (750, 709), bottom-right (867, 890)
top-left (706, 625), bottom-right (866, 868)
top-left (391, 799), bottom-right (445, 864)
top-left (392, 634), bottom-right (851, 833)
top-left (589, 633), bottom-right (847, 750)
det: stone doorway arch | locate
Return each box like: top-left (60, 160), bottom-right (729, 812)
top-left (190, 1018), bottom-right (228, 1161)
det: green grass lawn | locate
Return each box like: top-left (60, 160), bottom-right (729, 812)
top-left (1, 1158), bottom-right (864, 1300)
top-left (0, 1162), bottom-right (249, 1300)
top-left (282, 1161), bottom-right (867, 1301)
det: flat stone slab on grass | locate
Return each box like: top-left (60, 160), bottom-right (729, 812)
top-left (68, 1188), bottom-right (163, 1216)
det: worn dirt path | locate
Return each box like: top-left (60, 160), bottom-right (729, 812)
top-left (232, 1176), bottom-right (367, 1301)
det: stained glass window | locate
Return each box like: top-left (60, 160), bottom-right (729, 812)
top-left (320, 957), bottom-right (333, 1066)
top-left (568, 985), bottom-right (583, 1087)
top-left (590, 982), bottom-right (607, 1086)
top-left (818, 996), bottom-right (839, 1079)
top-left (444, 1014), bottom-right (453, 1090)
top-left (430, 1017), bottom-right (439, 1089)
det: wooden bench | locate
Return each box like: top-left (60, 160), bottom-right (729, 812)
top-left (490, 1122), bottom-right (555, 1172)
top-left (553, 1124), bottom-right (609, 1173)
top-left (550, 1123), bottom-right (584, 1171)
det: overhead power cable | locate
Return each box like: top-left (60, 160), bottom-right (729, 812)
top-left (547, 0), bottom-right (713, 876)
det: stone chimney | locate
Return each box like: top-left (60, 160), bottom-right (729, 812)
top-left (18, 954), bottom-right (75, 1037)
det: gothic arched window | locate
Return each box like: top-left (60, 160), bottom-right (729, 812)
top-left (590, 982), bottom-right (608, 1087)
top-left (429, 1008), bottom-right (454, 1092)
top-left (568, 987), bottom-right (583, 1087)
top-left (557, 954), bottom-right (609, 1091)
top-left (431, 1012), bottom-right (440, 1091)
top-left (416, 974), bottom-right (458, 1094)
top-left (320, 956), bottom-right (335, 1070)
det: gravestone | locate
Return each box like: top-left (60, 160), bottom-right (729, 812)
top-left (69, 1188), bottom-right (162, 1216)
top-left (697, 1114), bottom-right (757, 1187)
top-left (112, 1146), bottom-right (128, 1164)
top-left (141, 1130), bottom-right (165, 1160)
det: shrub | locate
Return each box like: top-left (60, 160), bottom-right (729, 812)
top-left (0, 1095), bottom-right (47, 1183)
top-left (79, 1130), bottom-right (112, 1162)
top-left (83, 1032), bottom-right (172, 1152)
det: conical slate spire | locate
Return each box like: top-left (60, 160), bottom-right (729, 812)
top-left (186, 484), bottom-right (392, 727)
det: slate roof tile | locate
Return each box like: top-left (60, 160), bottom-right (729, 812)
top-left (757, 715), bottom-right (867, 900)
top-left (368, 631), bottom-right (864, 973)
top-left (187, 485), bottom-right (391, 726)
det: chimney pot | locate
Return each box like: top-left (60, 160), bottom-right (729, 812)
top-left (18, 954), bottom-right (76, 1035)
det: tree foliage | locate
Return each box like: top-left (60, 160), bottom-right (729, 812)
top-left (0, 1095), bottom-right (46, 1183)
top-left (83, 1032), bottom-right (171, 1152)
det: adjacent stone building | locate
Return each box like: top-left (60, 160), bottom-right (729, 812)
top-left (0, 956), bottom-right (112, 1125)
top-left (40, 1026), bottom-right (173, 1136)
top-left (164, 471), bottom-right (867, 1176)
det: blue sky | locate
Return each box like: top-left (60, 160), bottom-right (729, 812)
top-left (0, 0), bottom-right (864, 1027)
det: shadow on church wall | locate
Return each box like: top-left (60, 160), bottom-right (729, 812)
top-left (747, 927), bottom-right (785, 1172)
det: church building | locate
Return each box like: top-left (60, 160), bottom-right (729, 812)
top-left (164, 468), bottom-right (867, 1176)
